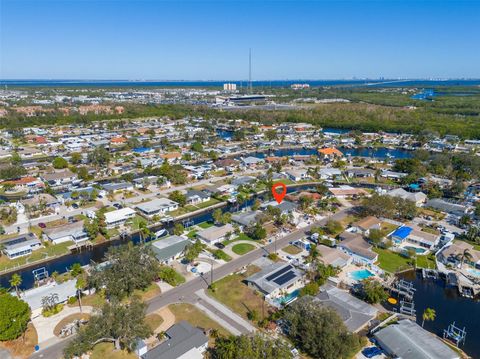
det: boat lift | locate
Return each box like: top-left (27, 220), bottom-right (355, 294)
top-left (390, 279), bottom-right (416, 300)
top-left (399, 300), bottom-right (416, 317)
top-left (443, 322), bottom-right (467, 347)
top-left (32, 267), bottom-right (49, 285)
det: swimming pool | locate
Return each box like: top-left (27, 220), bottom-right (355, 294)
top-left (404, 246), bottom-right (427, 254)
top-left (273, 289), bottom-right (300, 305)
top-left (466, 268), bottom-right (480, 277)
top-left (349, 269), bottom-right (374, 281)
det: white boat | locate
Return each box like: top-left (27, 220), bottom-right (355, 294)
top-left (154, 229), bottom-right (168, 239)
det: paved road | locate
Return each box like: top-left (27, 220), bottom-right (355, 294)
top-left (29, 208), bottom-right (350, 359)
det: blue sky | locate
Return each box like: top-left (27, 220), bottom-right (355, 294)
top-left (1, 0), bottom-right (479, 80)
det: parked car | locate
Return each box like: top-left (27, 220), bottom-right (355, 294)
top-left (38, 222), bottom-right (46, 229)
top-left (113, 203), bottom-right (123, 209)
top-left (214, 242), bottom-right (225, 249)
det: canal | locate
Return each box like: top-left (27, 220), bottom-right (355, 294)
top-left (0, 185), bottom-right (314, 290)
top-left (399, 270), bottom-right (480, 358)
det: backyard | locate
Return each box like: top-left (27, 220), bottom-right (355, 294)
top-left (168, 303), bottom-right (230, 337)
top-left (231, 243), bottom-right (255, 255)
top-left (373, 247), bottom-right (412, 273)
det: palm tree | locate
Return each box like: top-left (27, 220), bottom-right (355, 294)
top-left (9, 273), bottom-right (22, 297)
top-left (138, 222), bottom-right (151, 244)
top-left (75, 277), bottom-right (87, 313)
top-left (422, 308), bottom-right (436, 327)
top-left (456, 249), bottom-right (473, 269)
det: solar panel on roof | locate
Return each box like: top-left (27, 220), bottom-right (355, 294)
top-left (4, 236), bottom-right (29, 246)
top-left (266, 265), bottom-right (292, 281)
top-left (273, 271), bottom-right (296, 286)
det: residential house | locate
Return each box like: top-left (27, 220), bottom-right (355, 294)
top-left (232, 210), bottom-right (261, 227)
top-left (314, 284), bottom-right (378, 332)
top-left (141, 321), bottom-right (208, 359)
top-left (150, 235), bottom-right (190, 264)
top-left (241, 156), bottom-right (264, 168)
top-left (1, 176), bottom-right (44, 193)
top-left (438, 241), bottom-right (480, 270)
top-left (231, 176), bottom-right (256, 187)
top-left (316, 245), bottom-right (352, 268)
top-left (373, 319), bottom-right (459, 359)
top-left (387, 188), bottom-right (427, 206)
top-left (160, 152), bottom-right (182, 164)
top-left (185, 190), bottom-right (210, 205)
top-left (261, 200), bottom-right (298, 214)
top-left (246, 262), bottom-right (305, 302)
top-left (351, 216), bottom-right (382, 236)
top-left (1, 233), bottom-right (42, 259)
top-left (197, 224), bottom-right (234, 245)
top-left (285, 169), bottom-right (309, 182)
top-left (135, 198), bottom-right (179, 218)
top-left (102, 181), bottom-right (134, 193)
top-left (41, 169), bottom-right (78, 188)
top-left (426, 198), bottom-right (469, 217)
top-left (345, 168), bottom-right (375, 178)
top-left (329, 186), bottom-right (368, 198)
top-left (21, 193), bottom-right (61, 213)
top-left (380, 170), bottom-right (407, 181)
top-left (42, 221), bottom-right (89, 245)
top-left (104, 207), bottom-right (136, 228)
top-left (318, 168), bottom-right (342, 180)
top-left (319, 147), bottom-right (344, 160)
top-left (337, 232), bottom-right (378, 265)
top-left (390, 225), bottom-right (440, 250)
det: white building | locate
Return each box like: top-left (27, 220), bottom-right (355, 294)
top-left (104, 207), bottom-right (136, 228)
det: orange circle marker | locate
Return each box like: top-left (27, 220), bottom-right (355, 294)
top-left (272, 182), bottom-right (287, 204)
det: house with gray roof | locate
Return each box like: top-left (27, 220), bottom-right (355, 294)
top-left (142, 321), bottom-right (208, 359)
top-left (373, 319), bottom-right (460, 359)
top-left (1, 233), bottom-right (41, 259)
top-left (231, 176), bottom-right (256, 187)
top-left (185, 190), bottom-right (210, 205)
top-left (261, 200), bottom-right (298, 214)
top-left (426, 198), bottom-right (469, 217)
top-left (42, 221), bottom-right (89, 245)
top-left (150, 235), bottom-right (190, 263)
top-left (314, 284), bottom-right (377, 332)
top-left (232, 210), bottom-right (261, 227)
top-left (135, 198), bottom-right (179, 217)
top-left (196, 224), bottom-right (234, 245)
top-left (246, 262), bottom-right (305, 300)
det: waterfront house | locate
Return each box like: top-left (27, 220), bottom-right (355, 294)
top-left (21, 193), bottom-right (61, 212)
top-left (150, 235), bottom-right (190, 264)
top-left (438, 241), bottom-right (480, 270)
top-left (328, 186), bottom-right (368, 198)
top-left (160, 152), bottom-right (182, 164)
top-left (231, 176), bottom-right (256, 187)
top-left (185, 190), bottom-right (210, 205)
top-left (135, 198), bottom-right (179, 218)
top-left (261, 200), bottom-right (298, 215)
top-left (337, 232), bottom-right (378, 265)
top-left (318, 147), bottom-right (344, 160)
top-left (373, 319), bottom-right (460, 359)
top-left (241, 156), bottom-right (264, 168)
top-left (42, 221), bottom-right (89, 245)
top-left (197, 224), bottom-right (234, 245)
top-left (1, 176), bottom-right (44, 193)
top-left (246, 262), bottom-right (305, 301)
top-left (104, 207), bottom-right (136, 228)
top-left (345, 168), bottom-right (375, 178)
top-left (102, 181), bottom-right (134, 193)
top-left (141, 321), bottom-right (208, 359)
top-left (380, 170), bottom-right (408, 181)
top-left (314, 284), bottom-right (378, 332)
top-left (285, 169), bottom-right (309, 182)
top-left (232, 210), bottom-right (262, 228)
top-left (318, 167), bottom-right (342, 180)
top-left (390, 225), bottom-right (440, 250)
top-left (1, 233), bottom-right (42, 259)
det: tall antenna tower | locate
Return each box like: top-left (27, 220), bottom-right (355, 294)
top-left (248, 48), bottom-right (252, 94)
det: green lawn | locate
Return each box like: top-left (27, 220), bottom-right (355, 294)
top-left (0, 241), bottom-right (74, 272)
top-left (373, 247), bottom-right (412, 273)
top-left (416, 254), bottom-right (437, 269)
top-left (208, 266), bottom-right (268, 322)
top-left (232, 243), bottom-right (255, 255)
top-left (195, 198), bottom-right (221, 209)
top-left (211, 249), bottom-right (232, 262)
top-left (197, 221), bottom-right (214, 229)
top-left (187, 230), bottom-right (197, 239)
top-left (128, 215), bottom-right (147, 230)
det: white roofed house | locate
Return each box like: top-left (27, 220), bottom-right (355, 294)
top-left (104, 207), bottom-right (136, 228)
top-left (42, 221), bottom-right (89, 245)
top-left (387, 188), bottom-right (427, 206)
top-left (318, 167), bottom-right (342, 180)
top-left (196, 223), bottom-right (234, 245)
top-left (285, 168), bottom-right (309, 182)
top-left (1, 233), bottom-right (42, 259)
top-left (41, 169), bottom-right (78, 189)
top-left (135, 198), bottom-right (179, 218)
top-left (150, 235), bottom-right (190, 264)
top-left (240, 156), bottom-right (264, 168)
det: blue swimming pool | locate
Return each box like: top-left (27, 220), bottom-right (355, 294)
top-left (404, 246), bottom-right (427, 254)
top-left (349, 269), bottom-right (374, 281)
top-left (273, 289), bottom-right (300, 305)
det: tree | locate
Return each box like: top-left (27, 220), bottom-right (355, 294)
top-left (299, 195), bottom-right (314, 210)
top-left (184, 240), bottom-right (205, 263)
top-left (0, 294), bottom-right (31, 341)
top-left (70, 263), bottom-right (83, 277)
top-left (88, 244), bottom-right (159, 300)
top-left (88, 146), bottom-right (110, 168)
top-left (210, 334), bottom-right (293, 359)
top-left (245, 223), bottom-right (267, 241)
top-left (9, 273), bottom-right (22, 298)
top-left (138, 221), bottom-right (151, 244)
top-left (264, 129), bottom-right (278, 141)
top-left (299, 282), bottom-right (319, 297)
top-left (368, 228), bottom-right (385, 247)
top-left (70, 152), bottom-right (82, 165)
top-left (77, 166), bottom-right (90, 181)
top-left (169, 190), bottom-right (186, 206)
top-left (191, 141), bottom-right (204, 153)
top-left (324, 220), bottom-right (343, 235)
top-left (172, 222), bottom-right (185, 236)
top-left (76, 276), bottom-right (87, 313)
top-left (284, 296), bottom-right (363, 359)
top-left (422, 308), bottom-right (436, 327)
top-left (64, 297), bottom-right (152, 358)
top-left (361, 278), bottom-right (388, 304)
top-left (456, 248), bottom-right (473, 269)
top-left (52, 157), bottom-right (68, 169)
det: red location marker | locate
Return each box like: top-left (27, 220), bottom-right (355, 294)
top-left (272, 182), bottom-right (287, 204)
